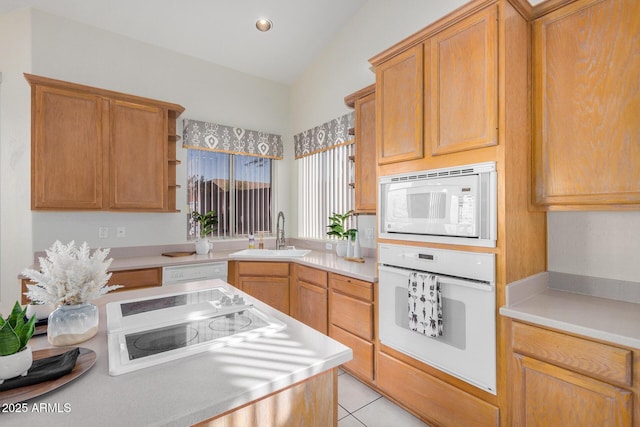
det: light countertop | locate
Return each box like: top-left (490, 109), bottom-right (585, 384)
top-left (4, 280), bottom-right (352, 426)
top-left (500, 272), bottom-right (640, 349)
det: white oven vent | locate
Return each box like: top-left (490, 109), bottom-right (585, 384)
top-left (388, 162), bottom-right (495, 182)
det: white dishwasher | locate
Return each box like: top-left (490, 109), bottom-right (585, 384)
top-left (162, 261), bottom-right (228, 285)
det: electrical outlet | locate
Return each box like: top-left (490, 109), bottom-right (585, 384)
top-left (98, 227), bottom-right (109, 239)
top-left (117, 226), bottom-right (126, 237)
top-left (325, 243), bottom-right (333, 250)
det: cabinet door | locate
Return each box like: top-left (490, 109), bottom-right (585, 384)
top-left (354, 92), bottom-right (377, 213)
top-left (512, 355), bottom-right (632, 427)
top-left (109, 100), bottom-right (167, 210)
top-left (31, 85), bottom-right (107, 210)
top-left (109, 268), bottom-right (162, 292)
top-left (533, 0), bottom-right (640, 208)
top-left (376, 44), bottom-right (424, 165)
top-left (240, 277), bottom-right (290, 315)
top-left (295, 281), bottom-right (328, 334)
top-left (429, 5), bottom-right (498, 156)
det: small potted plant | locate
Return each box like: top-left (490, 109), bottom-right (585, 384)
top-left (192, 210), bottom-right (218, 255)
top-left (326, 210), bottom-right (357, 257)
top-left (0, 302), bottom-right (37, 384)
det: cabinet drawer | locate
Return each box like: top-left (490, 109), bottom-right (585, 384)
top-left (329, 274), bottom-right (373, 302)
top-left (378, 352), bottom-right (499, 427)
top-left (237, 262), bottom-right (289, 277)
top-left (512, 321), bottom-right (632, 386)
top-left (330, 292), bottom-right (373, 340)
top-left (329, 324), bottom-right (373, 382)
top-left (296, 265), bottom-right (327, 288)
top-left (110, 268), bottom-right (162, 290)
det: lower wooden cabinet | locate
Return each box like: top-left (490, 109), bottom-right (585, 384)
top-left (378, 351), bottom-right (499, 426)
top-left (510, 321), bottom-right (636, 427)
top-left (328, 273), bottom-right (375, 383)
top-left (291, 264), bottom-right (328, 334)
top-left (230, 261), bottom-right (291, 315)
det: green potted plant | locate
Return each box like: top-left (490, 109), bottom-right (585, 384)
top-left (326, 210), bottom-right (357, 257)
top-left (192, 210), bottom-right (218, 255)
top-left (0, 302), bottom-right (37, 384)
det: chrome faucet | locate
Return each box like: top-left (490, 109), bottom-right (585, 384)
top-left (276, 211), bottom-right (286, 249)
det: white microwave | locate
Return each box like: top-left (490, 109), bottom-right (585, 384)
top-left (379, 162), bottom-right (497, 247)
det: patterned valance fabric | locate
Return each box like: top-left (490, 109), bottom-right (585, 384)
top-left (293, 112), bottom-right (354, 159)
top-left (183, 119), bottom-right (283, 160)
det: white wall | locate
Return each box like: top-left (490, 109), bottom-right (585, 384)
top-left (548, 211), bottom-right (640, 282)
top-left (0, 9), bottom-right (291, 312)
top-left (0, 9), bottom-right (33, 312)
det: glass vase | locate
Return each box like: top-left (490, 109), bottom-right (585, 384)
top-left (47, 303), bottom-right (99, 346)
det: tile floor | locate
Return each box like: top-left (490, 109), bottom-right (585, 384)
top-left (337, 369), bottom-right (430, 427)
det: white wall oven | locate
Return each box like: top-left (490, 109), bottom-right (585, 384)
top-left (378, 243), bottom-right (496, 394)
top-left (379, 161), bottom-right (497, 248)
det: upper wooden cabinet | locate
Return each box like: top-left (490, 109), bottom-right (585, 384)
top-left (345, 85), bottom-right (377, 213)
top-left (532, 0), bottom-right (640, 209)
top-left (428, 5), bottom-right (498, 156)
top-left (25, 74), bottom-right (184, 212)
top-left (375, 45), bottom-right (424, 165)
top-left (372, 4), bottom-right (498, 166)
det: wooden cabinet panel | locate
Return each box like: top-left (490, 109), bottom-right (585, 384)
top-left (109, 100), bottom-right (167, 210)
top-left (353, 90), bottom-right (377, 213)
top-left (239, 277), bottom-right (290, 315)
top-left (296, 264), bottom-right (327, 288)
top-left (237, 262), bottom-right (289, 277)
top-left (296, 282), bottom-right (328, 334)
top-left (512, 322), bottom-right (632, 386)
top-left (376, 45), bottom-right (424, 165)
top-left (109, 268), bottom-right (162, 291)
top-left (532, 0), bottom-right (640, 208)
top-left (378, 351), bottom-right (499, 427)
top-left (25, 73), bottom-right (184, 212)
top-left (31, 85), bottom-right (106, 210)
top-left (329, 274), bottom-right (373, 302)
top-left (329, 324), bottom-right (373, 382)
top-left (330, 291), bottom-right (372, 341)
top-left (513, 355), bottom-right (633, 427)
top-left (429, 5), bottom-right (498, 155)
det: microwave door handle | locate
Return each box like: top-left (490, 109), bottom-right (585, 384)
top-left (379, 265), bottom-right (493, 292)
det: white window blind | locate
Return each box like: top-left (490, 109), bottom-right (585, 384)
top-left (297, 143), bottom-right (354, 239)
top-left (187, 150), bottom-right (274, 238)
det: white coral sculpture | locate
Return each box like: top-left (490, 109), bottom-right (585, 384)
top-left (22, 240), bottom-right (122, 306)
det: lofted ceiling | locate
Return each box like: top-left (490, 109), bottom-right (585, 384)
top-left (0, 0), bottom-right (548, 85)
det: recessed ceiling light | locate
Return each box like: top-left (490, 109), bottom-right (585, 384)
top-left (256, 18), bottom-right (273, 32)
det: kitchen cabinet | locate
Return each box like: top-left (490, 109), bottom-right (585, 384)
top-left (428, 5), bottom-right (498, 156)
top-left (372, 3), bottom-right (497, 166)
top-left (375, 45), bottom-right (424, 165)
top-left (510, 321), bottom-right (636, 426)
top-left (328, 273), bottom-right (375, 383)
top-left (532, 0), bottom-right (640, 209)
top-left (229, 261), bottom-right (290, 315)
top-left (290, 264), bottom-right (328, 334)
top-left (345, 85), bottom-right (377, 213)
top-left (20, 267), bottom-right (162, 304)
top-left (25, 73), bottom-right (184, 212)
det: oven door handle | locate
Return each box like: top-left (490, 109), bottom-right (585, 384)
top-left (378, 265), bottom-right (494, 292)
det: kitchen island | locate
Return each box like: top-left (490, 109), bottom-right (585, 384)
top-left (3, 280), bottom-right (352, 426)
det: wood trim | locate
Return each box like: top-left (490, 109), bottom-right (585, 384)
top-left (344, 84), bottom-right (376, 108)
top-left (24, 73), bottom-right (184, 114)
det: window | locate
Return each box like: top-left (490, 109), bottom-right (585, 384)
top-left (297, 143), bottom-right (354, 239)
top-left (187, 150), bottom-right (274, 239)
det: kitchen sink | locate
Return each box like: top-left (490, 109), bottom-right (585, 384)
top-left (229, 249), bottom-right (311, 258)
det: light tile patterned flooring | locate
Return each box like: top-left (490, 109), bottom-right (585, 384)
top-left (337, 369), bottom-right (430, 427)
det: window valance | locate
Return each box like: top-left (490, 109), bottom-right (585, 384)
top-left (183, 119), bottom-right (283, 160)
top-left (293, 112), bottom-right (354, 159)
